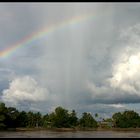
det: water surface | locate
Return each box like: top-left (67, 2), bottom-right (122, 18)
top-left (1, 130), bottom-right (140, 138)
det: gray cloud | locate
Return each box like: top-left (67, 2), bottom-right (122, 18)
top-left (1, 3), bottom-right (140, 116)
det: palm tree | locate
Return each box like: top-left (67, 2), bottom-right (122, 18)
top-left (95, 113), bottom-right (98, 118)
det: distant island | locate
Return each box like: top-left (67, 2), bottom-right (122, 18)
top-left (1, 102), bottom-right (140, 131)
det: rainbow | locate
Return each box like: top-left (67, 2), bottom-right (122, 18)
top-left (0, 13), bottom-right (94, 58)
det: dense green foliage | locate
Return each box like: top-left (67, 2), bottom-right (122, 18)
top-left (0, 103), bottom-right (97, 130)
top-left (1, 102), bottom-right (140, 130)
top-left (0, 103), bottom-right (7, 130)
top-left (79, 112), bottom-right (97, 128)
top-left (112, 110), bottom-right (140, 128)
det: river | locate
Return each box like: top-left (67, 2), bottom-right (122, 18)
top-left (1, 130), bottom-right (140, 138)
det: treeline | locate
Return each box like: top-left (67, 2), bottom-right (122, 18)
top-left (112, 110), bottom-right (140, 128)
top-left (0, 102), bottom-right (97, 130)
top-left (1, 102), bottom-right (140, 130)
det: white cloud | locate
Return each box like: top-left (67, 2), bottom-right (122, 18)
top-left (107, 104), bottom-right (125, 109)
top-left (109, 24), bottom-right (140, 95)
top-left (1, 76), bottom-right (49, 107)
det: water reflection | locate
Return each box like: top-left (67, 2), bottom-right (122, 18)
top-left (0, 130), bottom-right (140, 138)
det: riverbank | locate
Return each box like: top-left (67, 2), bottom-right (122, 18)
top-left (16, 127), bottom-right (77, 131)
top-left (2, 129), bottom-right (140, 138)
top-left (15, 127), bottom-right (140, 132)
top-left (16, 127), bottom-right (97, 131)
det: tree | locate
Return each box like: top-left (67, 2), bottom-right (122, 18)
top-left (112, 110), bottom-right (140, 128)
top-left (53, 106), bottom-right (70, 128)
top-left (95, 113), bottom-right (98, 118)
top-left (5, 107), bottom-right (19, 128)
top-left (26, 111), bottom-right (42, 128)
top-left (42, 114), bottom-right (50, 128)
top-left (79, 112), bottom-right (97, 128)
top-left (104, 118), bottom-right (113, 122)
top-left (34, 112), bottom-right (42, 127)
top-left (69, 110), bottom-right (78, 127)
top-left (16, 111), bottom-right (28, 127)
top-left (0, 102), bottom-right (7, 130)
top-left (48, 112), bottom-right (56, 128)
top-left (112, 112), bottom-right (122, 127)
top-left (27, 111), bottom-right (35, 127)
top-left (95, 113), bottom-right (99, 122)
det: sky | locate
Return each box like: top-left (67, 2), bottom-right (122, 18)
top-left (1, 3), bottom-right (140, 118)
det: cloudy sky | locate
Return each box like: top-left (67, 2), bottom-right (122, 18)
top-left (1, 3), bottom-right (140, 118)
